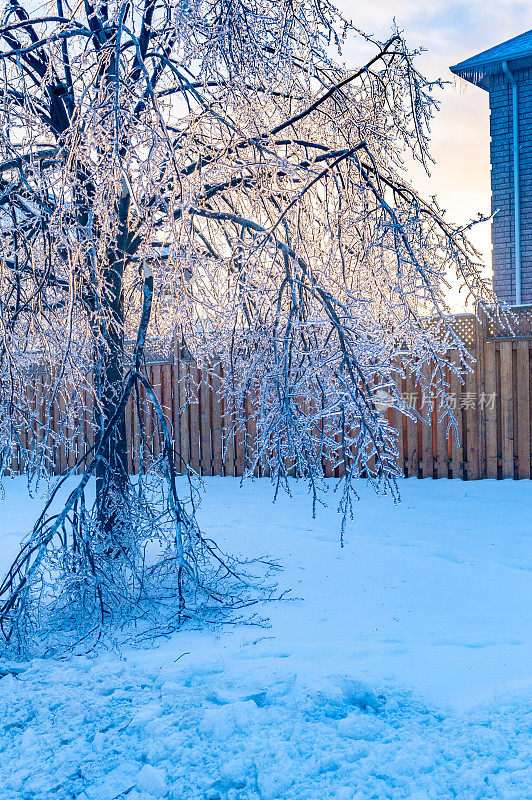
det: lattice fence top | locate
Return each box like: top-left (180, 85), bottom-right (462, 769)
top-left (485, 306), bottom-right (532, 340)
top-left (124, 337), bottom-right (176, 364)
top-left (22, 338), bottom-right (177, 375)
top-left (451, 314), bottom-right (477, 348)
top-left (19, 308), bottom-right (532, 378)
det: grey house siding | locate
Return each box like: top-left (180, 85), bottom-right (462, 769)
top-left (489, 68), bottom-right (532, 304)
top-left (450, 29), bottom-right (532, 305)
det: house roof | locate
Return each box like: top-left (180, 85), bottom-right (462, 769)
top-left (450, 29), bottom-right (532, 90)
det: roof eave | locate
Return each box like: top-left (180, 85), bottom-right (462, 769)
top-left (450, 53), bottom-right (532, 91)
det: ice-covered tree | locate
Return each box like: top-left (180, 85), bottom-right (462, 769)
top-left (0, 0), bottom-right (494, 653)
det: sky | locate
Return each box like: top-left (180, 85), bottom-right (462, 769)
top-left (336, 0), bottom-right (532, 309)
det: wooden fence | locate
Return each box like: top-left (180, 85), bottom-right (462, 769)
top-left (11, 308), bottom-right (532, 480)
top-left (384, 308), bottom-right (532, 480)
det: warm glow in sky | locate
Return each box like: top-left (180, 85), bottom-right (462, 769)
top-left (337, 1), bottom-right (532, 309)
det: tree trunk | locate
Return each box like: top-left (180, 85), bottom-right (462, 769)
top-left (94, 322), bottom-right (129, 544)
top-left (94, 185), bottom-right (131, 545)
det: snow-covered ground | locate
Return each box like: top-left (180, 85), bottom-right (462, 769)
top-left (0, 477), bottom-right (531, 799)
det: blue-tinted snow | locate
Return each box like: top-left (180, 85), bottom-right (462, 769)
top-left (0, 477), bottom-right (530, 799)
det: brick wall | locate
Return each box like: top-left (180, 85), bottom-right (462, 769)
top-left (489, 67), bottom-right (532, 304)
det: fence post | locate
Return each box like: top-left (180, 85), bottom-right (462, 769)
top-left (516, 339), bottom-right (531, 479)
top-left (474, 310), bottom-right (487, 478)
top-left (500, 340), bottom-right (514, 478)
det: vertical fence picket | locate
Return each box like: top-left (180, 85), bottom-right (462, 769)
top-left (419, 363), bottom-right (433, 478)
top-left (322, 414), bottom-right (335, 479)
top-left (530, 340), bottom-right (532, 479)
top-left (57, 386), bottom-right (67, 474)
top-left (516, 340), bottom-right (530, 479)
top-left (484, 340), bottom-right (498, 478)
top-left (170, 360), bottom-right (181, 473)
top-left (188, 364), bottom-right (200, 474)
top-left (35, 372), bottom-right (44, 457)
top-left (245, 392), bottom-right (257, 476)
top-left (435, 399), bottom-right (449, 479)
top-left (390, 368), bottom-right (404, 475)
top-left (220, 364), bottom-right (235, 477)
top-left (210, 362), bottom-right (223, 476)
top-left (152, 364), bottom-right (163, 460)
top-left (474, 315), bottom-right (487, 478)
top-left (233, 396), bottom-right (246, 478)
top-left (67, 385), bottom-right (77, 472)
top-left (131, 378), bottom-right (140, 475)
top-left (391, 404), bottom-right (404, 476)
top-left (500, 340), bottom-right (514, 478)
top-left (464, 365), bottom-right (480, 479)
top-left (178, 360), bottom-right (190, 474)
top-left (20, 381), bottom-right (31, 471)
top-left (199, 368), bottom-right (212, 476)
top-left (125, 386), bottom-right (133, 475)
top-left (405, 373), bottom-right (418, 477)
top-left (46, 376), bottom-right (54, 472)
top-left (85, 380), bottom-right (94, 473)
top-left (142, 367), bottom-right (152, 465)
top-left (449, 350), bottom-right (463, 479)
top-left (160, 363), bottom-right (173, 465)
